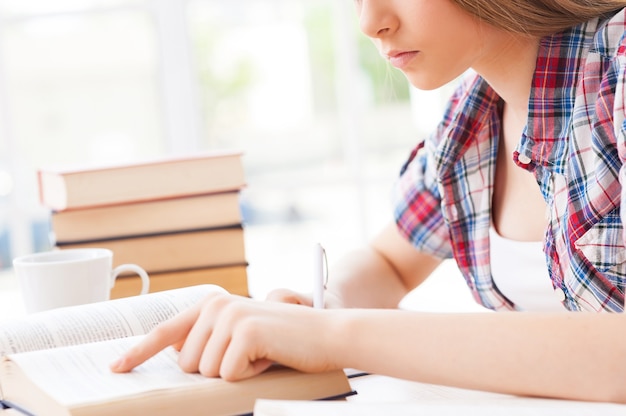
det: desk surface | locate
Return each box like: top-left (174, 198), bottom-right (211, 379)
top-left (4, 373), bottom-right (625, 415)
top-left (5, 263), bottom-right (608, 414)
top-left (258, 373), bottom-right (626, 415)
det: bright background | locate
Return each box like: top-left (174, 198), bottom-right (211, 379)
top-left (0, 0), bottom-right (479, 313)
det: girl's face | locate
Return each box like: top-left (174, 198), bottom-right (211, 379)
top-left (355, 0), bottom-right (495, 90)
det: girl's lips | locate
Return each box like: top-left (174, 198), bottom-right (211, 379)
top-left (387, 51), bottom-right (419, 69)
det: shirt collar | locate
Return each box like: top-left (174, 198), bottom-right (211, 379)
top-left (435, 14), bottom-right (610, 177)
top-left (522, 16), bottom-right (605, 173)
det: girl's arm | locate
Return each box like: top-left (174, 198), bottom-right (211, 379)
top-left (111, 293), bottom-right (626, 403)
top-left (338, 309), bottom-right (626, 403)
top-left (267, 221), bottom-right (443, 308)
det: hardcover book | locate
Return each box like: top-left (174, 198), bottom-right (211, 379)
top-left (110, 264), bottom-right (250, 298)
top-left (51, 192), bottom-right (243, 244)
top-left (57, 226), bottom-right (247, 274)
top-left (38, 151), bottom-right (246, 211)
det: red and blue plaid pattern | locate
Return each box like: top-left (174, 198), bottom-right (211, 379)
top-left (394, 9), bottom-right (626, 312)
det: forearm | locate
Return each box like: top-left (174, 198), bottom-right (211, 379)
top-left (326, 222), bottom-right (442, 309)
top-left (113, 292), bottom-right (626, 403)
top-left (331, 310), bottom-right (626, 403)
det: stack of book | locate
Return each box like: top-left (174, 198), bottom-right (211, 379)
top-left (37, 151), bottom-right (249, 298)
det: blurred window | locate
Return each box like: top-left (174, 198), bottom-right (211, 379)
top-left (0, 0), bottom-right (143, 16)
top-left (0, 0), bottom-right (451, 294)
top-left (0, 3), bottom-right (162, 263)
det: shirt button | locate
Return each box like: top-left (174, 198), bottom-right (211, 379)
top-left (449, 205), bottom-right (458, 221)
top-left (518, 154), bottom-right (532, 164)
top-left (554, 287), bottom-right (566, 302)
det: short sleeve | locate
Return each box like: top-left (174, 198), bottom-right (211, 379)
top-left (391, 76), bottom-right (478, 259)
top-left (393, 137), bottom-right (451, 259)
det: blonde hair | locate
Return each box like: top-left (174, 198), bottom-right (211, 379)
top-left (452, 0), bottom-right (626, 36)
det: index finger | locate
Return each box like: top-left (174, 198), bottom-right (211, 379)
top-left (110, 303), bottom-right (201, 373)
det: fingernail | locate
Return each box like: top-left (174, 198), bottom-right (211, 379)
top-left (109, 357), bottom-right (124, 371)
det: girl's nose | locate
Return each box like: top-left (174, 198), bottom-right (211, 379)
top-left (357, 0), bottom-right (396, 39)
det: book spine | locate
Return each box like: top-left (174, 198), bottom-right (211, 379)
top-left (54, 224), bottom-right (244, 246)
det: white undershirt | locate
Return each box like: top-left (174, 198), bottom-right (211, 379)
top-left (489, 227), bottom-right (565, 311)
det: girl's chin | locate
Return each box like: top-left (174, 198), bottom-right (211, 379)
top-left (405, 75), bottom-right (450, 91)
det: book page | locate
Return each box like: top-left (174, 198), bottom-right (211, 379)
top-left (6, 335), bottom-right (218, 407)
top-left (0, 284), bottom-right (225, 355)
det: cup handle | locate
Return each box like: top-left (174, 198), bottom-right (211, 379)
top-left (111, 264), bottom-right (150, 295)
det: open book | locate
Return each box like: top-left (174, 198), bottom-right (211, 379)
top-left (0, 285), bottom-right (353, 416)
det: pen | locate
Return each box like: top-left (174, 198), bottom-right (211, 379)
top-left (313, 243), bottom-right (325, 309)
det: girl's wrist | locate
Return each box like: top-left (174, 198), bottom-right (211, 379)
top-left (323, 309), bottom-right (368, 370)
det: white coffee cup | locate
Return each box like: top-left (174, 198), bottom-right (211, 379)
top-left (13, 248), bottom-right (150, 313)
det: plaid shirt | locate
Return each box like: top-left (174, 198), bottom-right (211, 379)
top-left (393, 9), bottom-right (626, 312)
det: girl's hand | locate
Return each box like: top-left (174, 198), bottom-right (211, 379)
top-left (109, 292), bottom-right (340, 381)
